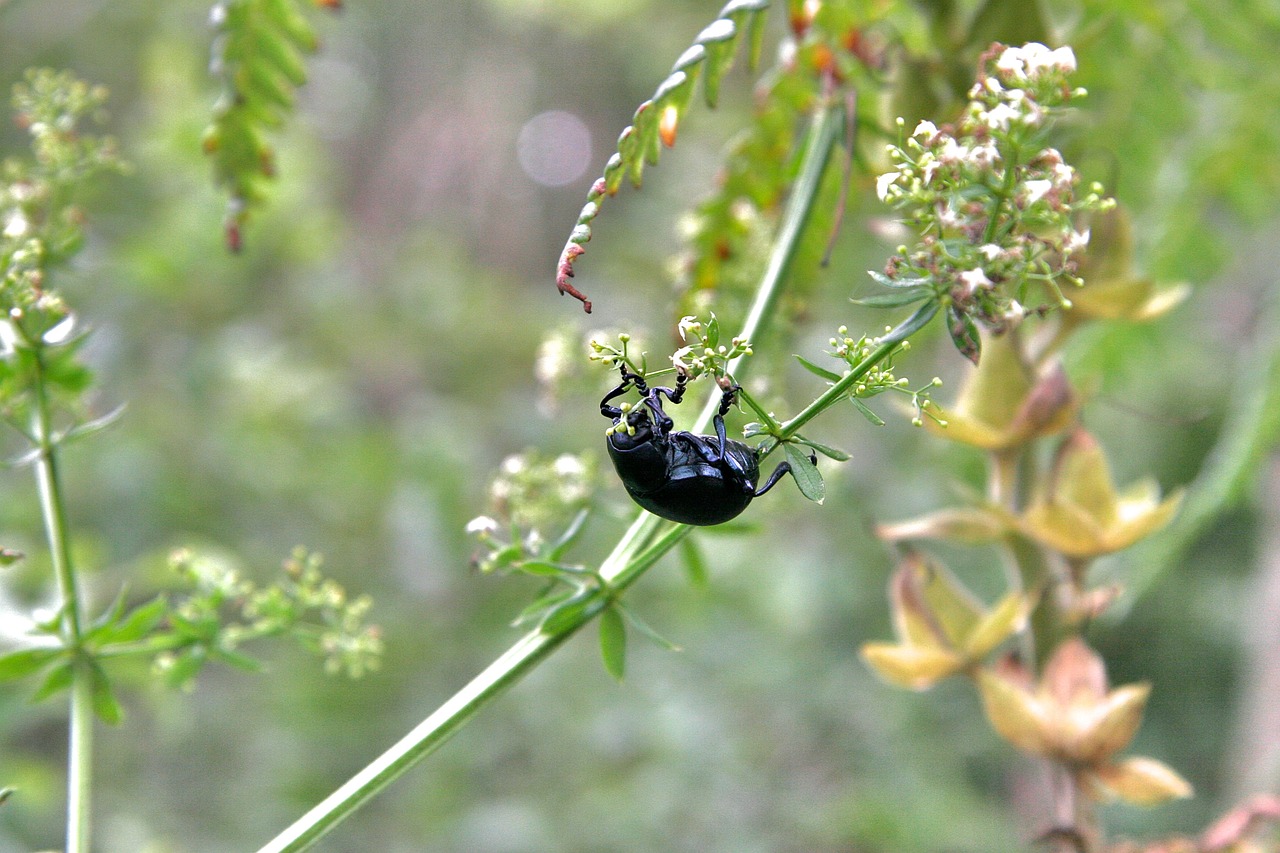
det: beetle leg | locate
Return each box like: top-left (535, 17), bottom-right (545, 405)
top-left (643, 371), bottom-right (687, 436)
top-left (600, 366), bottom-right (638, 420)
top-left (753, 461), bottom-right (793, 496)
top-left (660, 370), bottom-right (689, 405)
top-left (753, 450), bottom-right (817, 497)
top-left (699, 411), bottom-right (754, 494)
top-left (708, 408), bottom-right (729, 463)
top-left (699, 384), bottom-right (746, 469)
top-left (717, 383), bottom-right (741, 418)
top-left (639, 388), bottom-right (673, 436)
top-left (604, 366), bottom-right (692, 439)
top-left (693, 383), bottom-right (739, 460)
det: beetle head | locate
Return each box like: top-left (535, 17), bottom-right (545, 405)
top-left (607, 408), bottom-right (656, 451)
top-left (605, 411), bottom-right (671, 494)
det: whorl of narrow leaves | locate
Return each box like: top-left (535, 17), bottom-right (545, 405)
top-left (201, 0), bottom-right (337, 252)
top-left (554, 0), bottom-right (769, 313)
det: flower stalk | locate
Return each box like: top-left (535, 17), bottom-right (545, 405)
top-left (30, 343), bottom-right (93, 853)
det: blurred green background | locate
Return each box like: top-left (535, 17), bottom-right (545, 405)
top-left (1, 0), bottom-right (1278, 851)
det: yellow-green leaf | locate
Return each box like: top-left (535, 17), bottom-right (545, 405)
top-left (964, 591), bottom-right (1031, 660)
top-left (1089, 757), bottom-right (1193, 806)
top-left (860, 642), bottom-right (963, 690)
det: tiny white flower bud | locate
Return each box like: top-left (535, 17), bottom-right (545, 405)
top-left (3, 212), bottom-right (29, 239)
top-left (959, 268), bottom-right (992, 295)
top-left (1066, 229), bottom-right (1091, 252)
top-left (996, 46), bottom-right (1027, 80)
top-left (677, 315), bottom-right (700, 341)
top-left (465, 516), bottom-right (499, 536)
top-left (984, 103), bottom-right (1020, 131)
top-left (969, 142), bottom-right (1000, 169)
top-left (875, 171), bottom-right (901, 201)
top-left (1022, 179), bottom-right (1053, 205)
top-left (1047, 45), bottom-right (1077, 73)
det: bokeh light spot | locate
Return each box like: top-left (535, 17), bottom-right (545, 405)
top-left (516, 110), bottom-right (591, 187)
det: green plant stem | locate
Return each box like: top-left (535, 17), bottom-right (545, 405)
top-left (255, 522), bottom-right (692, 853)
top-left (777, 299), bottom-right (936, 441)
top-left (30, 345), bottom-right (92, 853)
top-left (256, 95), bottom-right (848, 853)
top-left (66, 659), bottom-right (94, 853)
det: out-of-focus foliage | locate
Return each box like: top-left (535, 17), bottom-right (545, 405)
top-left (202, 0), bottom-right (339, 251)
top-left (554, 0), bottom-right (769, 312)
top-left (0, 0), bottom-right (1277, 851)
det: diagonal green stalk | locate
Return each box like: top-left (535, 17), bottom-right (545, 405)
top-left (256, 96), bottom-right (847, 853)
top-left (776, 298), bottom-right (938, 442)
top-left (30, 345), bottom-right (93, 853)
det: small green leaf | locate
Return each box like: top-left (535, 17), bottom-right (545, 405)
top-left (58, 404), bottom-right (126, 446)
top-left (697, 18), bottom-right (738, 107)
top-left (89, 659), bottom-right (123, 725)
top-left (547, 507), bottom-right (591, 560)
top-left (654, 70), bottom-right (695, 117)
top-left (881, 299), bottom-right (940, 347)
top-left (41, 352), bottom-right (92, 394)
top-left (209, 646), bottom-right (263, 673)
top-left (540, 591), bottom-right (593, 635)
top-left (0, 647), bottom-right (61, 682)
top-left (31, 659), bottom-right (74, 702)
top-left (792, 436), bottom-right (852, 461)
top-left (512, 587), bottom-right (577, 627)
top-left (244, 62), bottom-right (296, 113)
top-left (102, 596), bottom-right (168, 646)
top-left (516, 560), bottom-right (573, 578)
top-left (782, 443), bottom-right (825, 503)
top-left (33, 606), bottom-right (65, 636)
top-left (679, 536), bottom-right (709, 588)
top-left (867, 270), bottom-right (932, 289)
top-left (86, 587), bottom-right (130, 640)
top-left (794, 354), bottom-right (843, 382)
top-left (851, 397), bottom-right (886, 426)
top-left (671, 44), bottom-right (706, 74)
top-left (552, 0), bottom-right (770, 297)
top-left (162, 647), bottom-right (207, 689)
top-left (0, 786), bottom-right (13, 806)
top-left (488, 543), bottom-right (525, 571)
top-left (705, 313), bottom-right (721, 350)
top-left (852, 287), bottom-right (933, 308)
top-left (262, 0), bottom-right (317, 50)
top-left (616, 602), bottom-right (681, 652)
top-left (599, 606), bottom-right (627, 681)
top-left (249, 25), bottom-right (308, 86)
top-left (733, 0), bottom-right (769, 68)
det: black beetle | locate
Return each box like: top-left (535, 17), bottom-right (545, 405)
top-left (600, 365), bottom-right (801, 526)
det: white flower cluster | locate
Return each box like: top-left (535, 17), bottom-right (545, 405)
top-left (670, 314), bottom-right (752, 378)
top-left (465, 450), bottom-right (594, 572)
top-left (993, 42), bottom-right (1077, 81)
top-left (872, 42), bottom-right (1111, 332)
